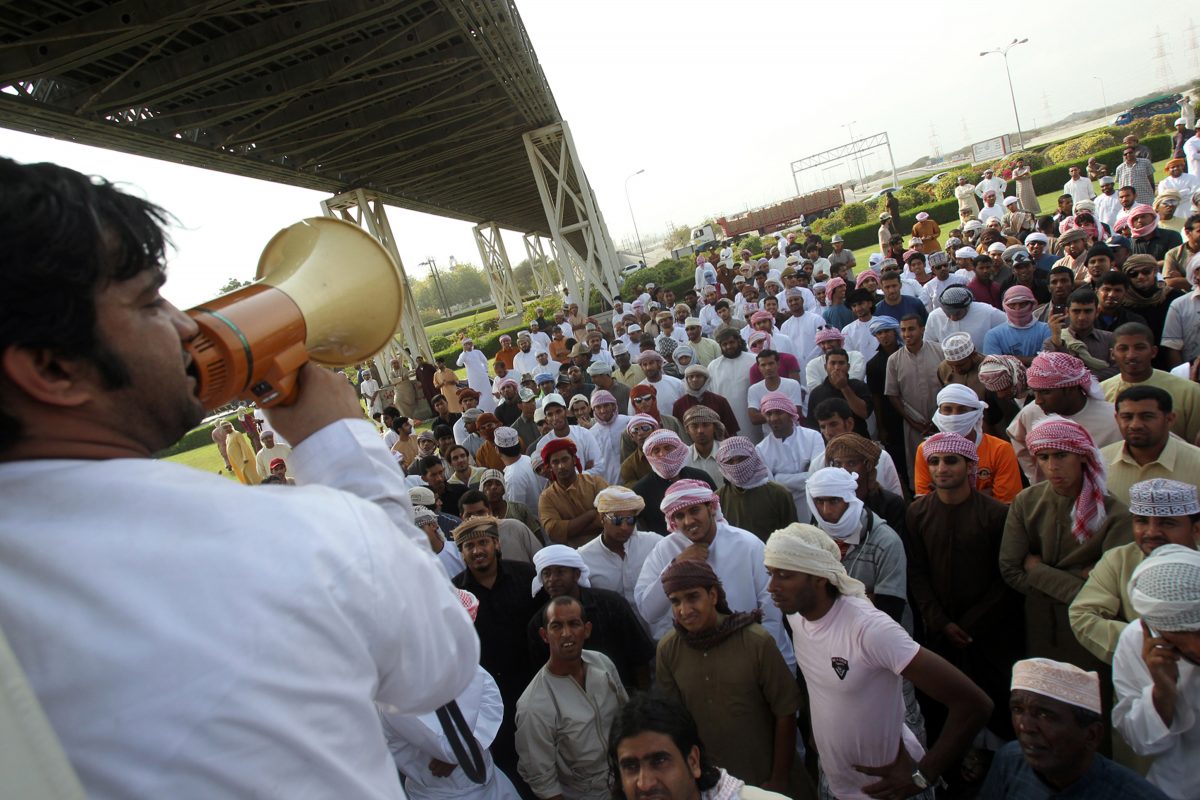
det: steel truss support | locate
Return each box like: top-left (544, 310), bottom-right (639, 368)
top-left (523, 120), bottom-right (622, 308)
top-left (472, 221), bottom-right (524, 320)
top-left (790, 132), bottom-right (899, 194)
top-left (522, 232), bottom-right (557, 298)
top-left (320, 189), bottom-right (432, 370)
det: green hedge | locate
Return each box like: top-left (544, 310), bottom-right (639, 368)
top-left (830, 133), bottom-right (1173, 249)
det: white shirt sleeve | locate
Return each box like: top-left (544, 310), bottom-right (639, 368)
top-left (1112, 622), bottom-right (1197, 757)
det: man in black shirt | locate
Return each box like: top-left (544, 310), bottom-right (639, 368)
top-left (807, 349), bottom-right (873, 435)
top-left (524, 546), bottom-right (653, 690)
top-left (632, 429), bottom-right (717, 533)
top-left (419, 454), bottom-right (467, 517)
top-left (864, 317), bottom-right (909, 491)
top-left (451, 516), bottom-right (539, 792)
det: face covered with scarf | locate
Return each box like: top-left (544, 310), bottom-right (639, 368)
top-left (1128, 203), bottom-right (1158, 240)
top-left (1027, 416), bottom-right (1107, 543)
top-left (1002, 285), bottom-right (1037, 328)
top-left (644, 429), bottom-right (689, 479)
top-left (717, 436), bottom-right (771, 489)
top-left (805, 467), bottom-right (865, 542)
top-left (932, 384), bottom-right (987, 442)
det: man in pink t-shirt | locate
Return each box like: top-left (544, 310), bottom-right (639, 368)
top-left (763, 523), bottom-right (992, 799)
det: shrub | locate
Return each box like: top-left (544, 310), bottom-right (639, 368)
top-left (428, 334), bottom-right (452, 351)
top-left (734, 234), bottom-right (763, 255)
top-left (839, 202), bottom-right (870, 227)
top-left (1044, 132), bottom-right (1119, 165)
top-left (929, 166), bottom-right (979, 201)
top-left (991, 150), bottom-right (1048, 178)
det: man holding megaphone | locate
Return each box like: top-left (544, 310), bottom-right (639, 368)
top-left (0, 158), bottom-right (480, 799)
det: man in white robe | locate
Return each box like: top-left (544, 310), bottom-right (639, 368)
top-left (458, 340), bottom-right (495, 412)
top-left (0, 159), bottom-right (478, 800)
top-left (755, 391), bottom-right (825, 520)
top-left (535, 394), bottom-right (605, 477)
top-left (380, 659), bottom-right (517, 800)
top-left (585, 390), bottom-right (628, 486)
top-left (975, 168), bottom-right (1007, 202)
top-left (706, 329), bottom-right (759, 443)
top-left (629, 350), bottom-right (685, 418)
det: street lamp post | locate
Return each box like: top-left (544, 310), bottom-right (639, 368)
top-left (980, 38), bottom-right (1029, 150)
top-left (1093, 75), bottom-right (1109, 119)
top-left (624, 169), bottom-right (646, 265)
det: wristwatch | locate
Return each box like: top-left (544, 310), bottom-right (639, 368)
top-left (911, 769), bottom-right (931, 790)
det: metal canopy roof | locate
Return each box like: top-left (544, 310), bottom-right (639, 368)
top-left (0, 0), bottom-right (562, 234)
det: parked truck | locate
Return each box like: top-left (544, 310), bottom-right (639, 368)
top-left (716, 186), bottom-right (845, 238)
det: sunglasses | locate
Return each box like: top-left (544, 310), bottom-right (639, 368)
top-left (605, 514), bottom-right (638, 526)
top-left (633, 396), bottom-right (656, 404)
top-left (1128, 268), bottom-right (1156, 278)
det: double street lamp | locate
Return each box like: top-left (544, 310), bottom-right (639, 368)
top-left (980, 38), bottom-right (1029, 150)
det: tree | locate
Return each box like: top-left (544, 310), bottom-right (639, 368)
top-left (218, 277), bottom-right (251, 294)
top-left (664, 224), bottom-right (691, 250)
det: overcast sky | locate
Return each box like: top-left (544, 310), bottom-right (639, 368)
top-left (1, 0), bottom-right (1195, 308)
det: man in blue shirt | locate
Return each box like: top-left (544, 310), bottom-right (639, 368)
top-left (982, 658), bottom-right (1167, 799)
top-left (875, 270), bottom-right (928, 324)
top-left (983, 285), bottom-right (1052, 364)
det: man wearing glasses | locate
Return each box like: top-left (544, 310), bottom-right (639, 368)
top-left (578, 487), bottom-right (662, 627)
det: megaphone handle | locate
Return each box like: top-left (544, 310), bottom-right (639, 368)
top-left (249, 341), bottom-right (310, 407)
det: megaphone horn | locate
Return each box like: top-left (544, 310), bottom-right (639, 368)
top-left (185, 217), bottom-right (405, 410)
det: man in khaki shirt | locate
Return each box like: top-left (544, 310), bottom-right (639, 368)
top-left (1102, 384), bottom-right (1200, 505)
top-left (537, 437), bottom-right (608, 547)
top-left (1069, 478), bottom-right (1200, 664)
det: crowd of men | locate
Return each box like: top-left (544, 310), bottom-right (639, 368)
top-left (356, 142), bottom-right (1200, 800)
top-left (5, 147), bottom-right (1200, 800)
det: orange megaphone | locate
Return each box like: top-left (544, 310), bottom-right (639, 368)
top-left (185, 217), bottom-right (405, 410)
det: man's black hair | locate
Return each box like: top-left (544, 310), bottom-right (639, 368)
top-left (460, 488), bottom-right (487, 507)
top-left (815, 397), bottom-right (853, 422)
top-left (1099, 270), bottom-right (1130, 288)
top-left (1115, 384), bottom-right (1173, 413)
top-left (417, 455), bottom-right (443, 476)
top-left (607, 692), bottom-right (721, 800)
top-left (1113, 321), bottom-right (1155, 344)
top-left (1066, 288), bottom-right (1098, 307)
top-left (0, 158), bottom-right (174, 449)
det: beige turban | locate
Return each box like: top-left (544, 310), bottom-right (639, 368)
top-left (1011, 658), bottom-right (1102, 715)
top-left (452, 515), bottom-right (501, 546)
top-left (594, 486), bottom-right (646, 514)
top-left (763, 523), bottom-right (867, 599)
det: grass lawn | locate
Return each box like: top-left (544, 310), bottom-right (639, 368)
top-left (848, 157), bottom-right (1170, 267)
top-left (162, 441), bottom-right (237, 477)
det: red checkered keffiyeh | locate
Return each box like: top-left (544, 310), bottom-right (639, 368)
top-left (923, 431), bottom-right (978, 462)
top-left (660, 479), bottom-right (724, 532)
top-left (1027, 417), bottom-right (1108, 543)
top-left (1027, 352), bottom-right (1089, 389)
top-left (716, 436), bottom-right (771, 489)
top-left (979, 355), bottom-right (1028, 396)
top-left (759, 391), bottom-right (799, 420)
top-left (643, 429), bottom-right (688, 479)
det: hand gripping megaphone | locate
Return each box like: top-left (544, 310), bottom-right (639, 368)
top-left (185, 217), bottom-right (405, 410)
